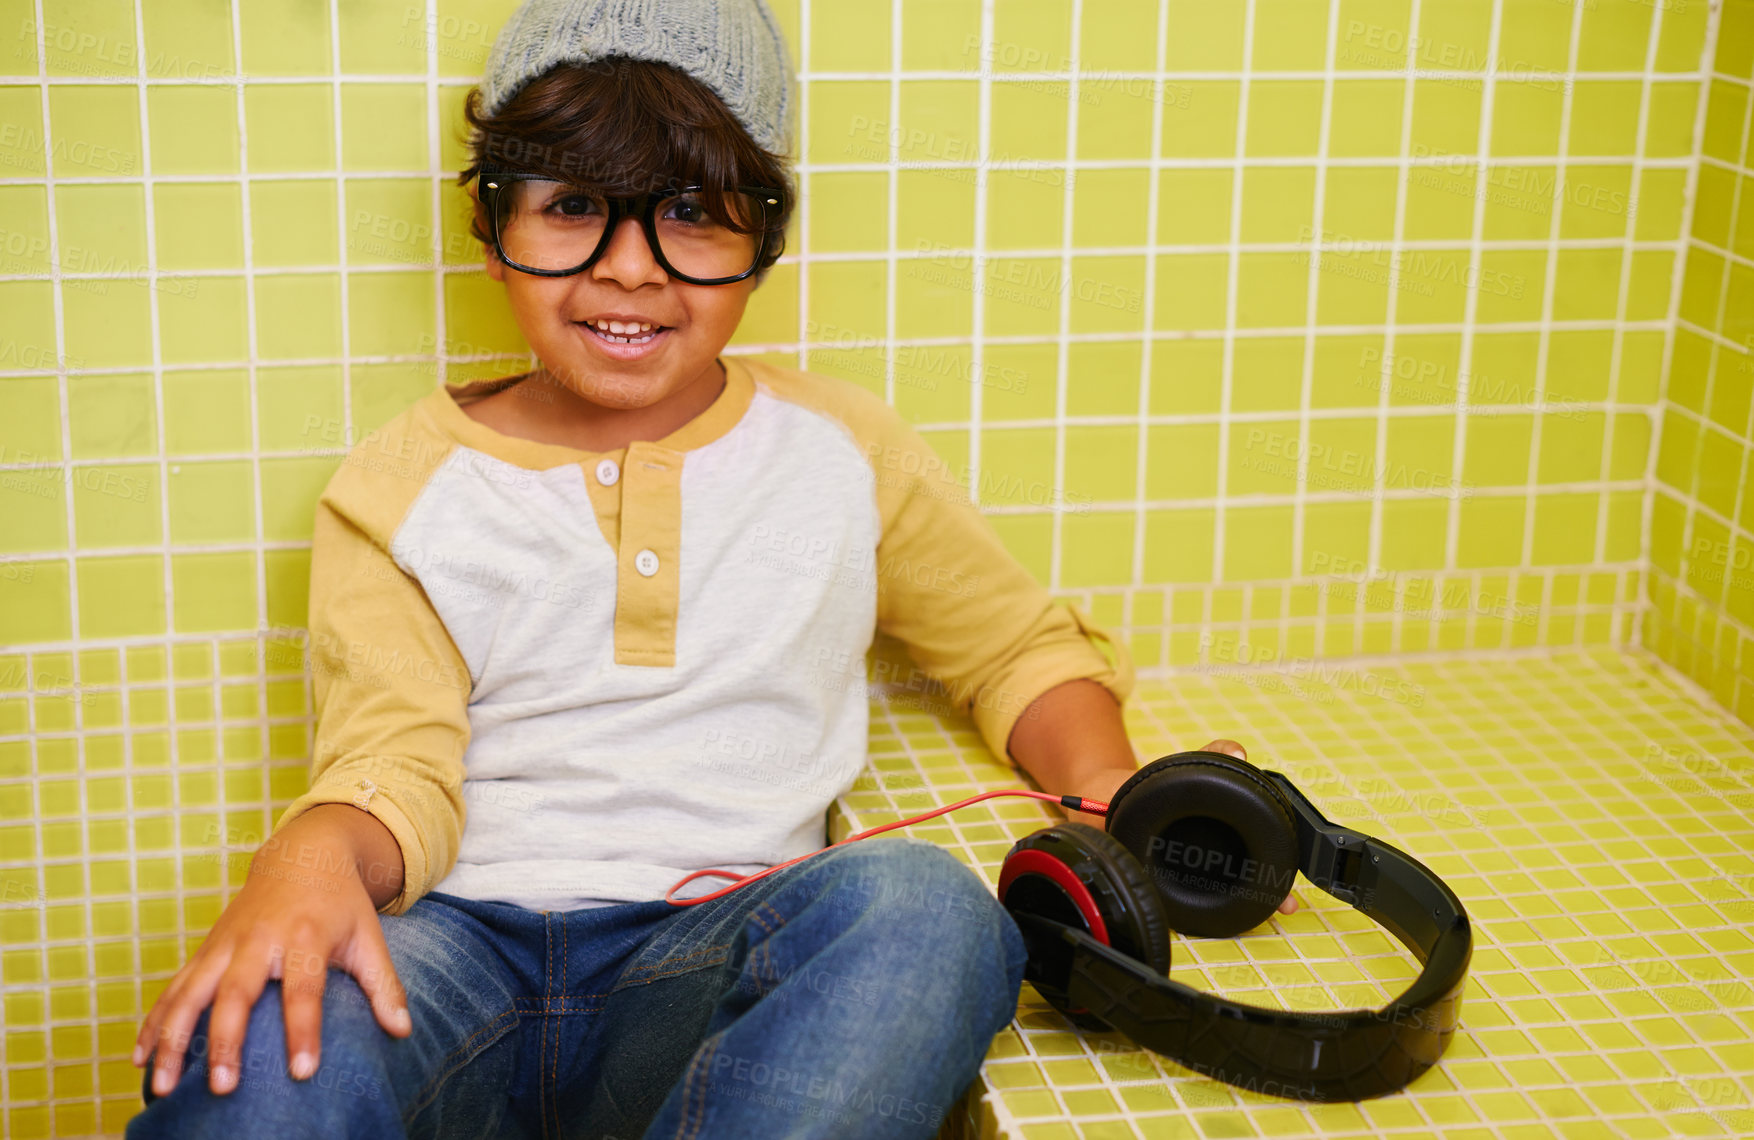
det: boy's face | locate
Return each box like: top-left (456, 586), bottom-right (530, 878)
top-left (483, 204), bottom-right (756, 412)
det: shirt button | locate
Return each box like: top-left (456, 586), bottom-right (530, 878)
top-left (595, 459), bottom-right (620, 486)
top-left (635, 549), bottom-right (660, 577)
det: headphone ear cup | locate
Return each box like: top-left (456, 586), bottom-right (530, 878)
top-left (1059, 823), bottom-right (1173, 978)
top-left (999, 823), bottom-right (1172, 1031)
top-left (1105, 751), bottom-right (1300, 938)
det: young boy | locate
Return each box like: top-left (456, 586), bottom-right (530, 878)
top-left (126, 1), bottom-right (1289, 1136)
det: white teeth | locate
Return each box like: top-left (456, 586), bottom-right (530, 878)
top-left (585, 320), bottom-right (659, 345)
top-left (589, 319), bottom-right (654, 335)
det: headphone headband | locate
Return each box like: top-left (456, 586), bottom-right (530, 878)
top-left (1015, 766), bottom-right (1471, 1101)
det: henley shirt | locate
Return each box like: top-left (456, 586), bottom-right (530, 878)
top-left (271, 354), bottom-right (1135, 915)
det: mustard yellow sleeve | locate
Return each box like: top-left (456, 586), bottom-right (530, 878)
top-left (865, 412), bottom-right (1135, 764)
top-left (270, 405), bottom-right (472, 916)
top-left (749, 361), bottom-right (1135, 765)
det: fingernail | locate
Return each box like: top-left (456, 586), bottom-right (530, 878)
top-left (212, 1064), bottom-right (236, 1093)
top-left (131, 1044), bottom-right (144, 1066)
top-left (392, 1006), bottom-right (411, 1031)
top-left (152, 1066), bottom-right (174, 1096)
top-left (290, 1051), bottom-right (316, 1080)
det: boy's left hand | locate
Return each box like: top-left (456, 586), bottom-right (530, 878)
top-left (1059, 738), bottom-right (1299, 917)
top-left (1005, 682), bottom-right (1297, 917)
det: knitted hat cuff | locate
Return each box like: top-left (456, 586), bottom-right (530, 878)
top-left (480, 0), bottom-right (795, 159)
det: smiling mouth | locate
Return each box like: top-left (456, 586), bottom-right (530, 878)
top-left (579, 319), bottom-right (669, 345)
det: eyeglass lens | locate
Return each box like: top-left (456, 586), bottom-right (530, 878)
top-left (494, 181), bottom-right (766, 279)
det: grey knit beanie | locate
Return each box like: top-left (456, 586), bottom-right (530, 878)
top-left (479, 0), bottom-right (796, 159)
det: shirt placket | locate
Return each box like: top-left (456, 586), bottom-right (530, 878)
top-left (610, 441), bottom-right (683, 667)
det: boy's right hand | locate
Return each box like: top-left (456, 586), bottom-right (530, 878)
top-left (131, 818), bottom-right (414, 1097)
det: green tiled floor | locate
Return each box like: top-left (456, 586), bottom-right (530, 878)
top-left (5, 644), bottom-right (1751, 1136)
top-left (833, 647), bottom-right (1754, 1139)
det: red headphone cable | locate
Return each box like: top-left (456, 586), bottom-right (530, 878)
top-left (663, 789), bottom-right (1110, 905)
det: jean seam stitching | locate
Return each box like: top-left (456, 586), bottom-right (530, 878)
top-left (612, 942), bottom-right (728, 990)
top-left (621, 942), bottom-right (723, 973)
top-left (609, 948), bottom-right (731, 992)
top-left (750, 903), bottom-right (788, 999)
top-left (552, 916), bottom-right (567, 1139)
top-left (542, 912), bottom-right (553, 1140)
top-left (406, 1007), bottom-right (520, 1121)
top-left (516, 994), bottom-right (608, 1009)
top-left (677, 1034), bottom-right (721, 1140)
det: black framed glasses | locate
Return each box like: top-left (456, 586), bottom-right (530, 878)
top-left (477, 166), bottom-right (785, 286)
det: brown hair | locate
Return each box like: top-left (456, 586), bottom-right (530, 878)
top-left (457, 56), bottom-right (794, 281)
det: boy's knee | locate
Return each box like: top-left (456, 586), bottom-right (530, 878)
top-left (132, 974), bottom-right (389, 1132)
top-left (828, 840), bottom-right (1021, 947)
top-left (839, 840), bottom-right (1026, 1021)
top-left (131, 999), bottom-right (295, 1134)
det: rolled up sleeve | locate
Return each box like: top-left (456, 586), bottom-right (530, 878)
top-left (271, 464), bottom-right (473, 916)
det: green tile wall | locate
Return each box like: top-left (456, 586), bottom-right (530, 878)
top-left (1644, 0), bottom-right (1754, 727)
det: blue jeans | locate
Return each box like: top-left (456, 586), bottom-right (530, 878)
top-left (126, 837), bottom-right (1027, 1139)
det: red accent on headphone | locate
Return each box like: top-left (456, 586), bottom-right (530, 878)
top-left (997, 847), bottom-right (1109, 946)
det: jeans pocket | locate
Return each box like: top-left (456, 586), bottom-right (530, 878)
top-left (613, 939), bottom-right (733, 992)
top-left (611, 906), bottom-right (739, 992)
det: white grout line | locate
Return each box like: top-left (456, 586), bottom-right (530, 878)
top-left (1636, 4), bottom-right (1729, 659)
top-left (0, 481), bottom-right (1656, 527)
top-left (1292, 3), bottom-right (1342, 655)
top-left (0, 573), bottom-right (1638, 687)
top-left (1128, 0), bottom-right (1173, 672)
top-left (127, 1), bottom-right (181, 1123)
top-left (0, 366), bottom-right (1687, 456)
top-left (1047, 1), bottom-right (1084, 593)
top-left (0, 231), bottom-right (1712, 282)
top-left (0, 255), bottom-right (1705, 331)
top-left (1678, 36), bottom-right (1754, 632)
top-left (1441, 0), bottom-right (1504, 580)
top-left (0, 150), bottom-right (1713, 189)
top-left (24, 3), bottom-right (58, 1120)
top-left (1593, 0), bottom-right (1667, 589)
top-left (796, 0), bottom-right (811, 377)
top-left (1369, 0), bottom-right (1424, 654)
top-left (1685, 56), bottom-right (1754, 712)
top-left (1515, 0), bottom-right (1588, 651)
top-left (230, 0), bottom-right (271, 935)
top-left (0, 145), bottom-right (1711, 171)
top-left (966, 0), bottom-right (995, 508)
top-left (0, 65), bottom-right (1706, 86)
top-left (1210, 0), bottom-right (1257, 598)
top-left (881, 0), bottom-right (898, 403)
top-left (426, 0), bottom-right (445, 395)
top-left (328, 0), bottom-right (353, 450)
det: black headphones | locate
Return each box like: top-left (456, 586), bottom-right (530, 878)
top-left (997, 750), bottom-right (1473, 1102)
